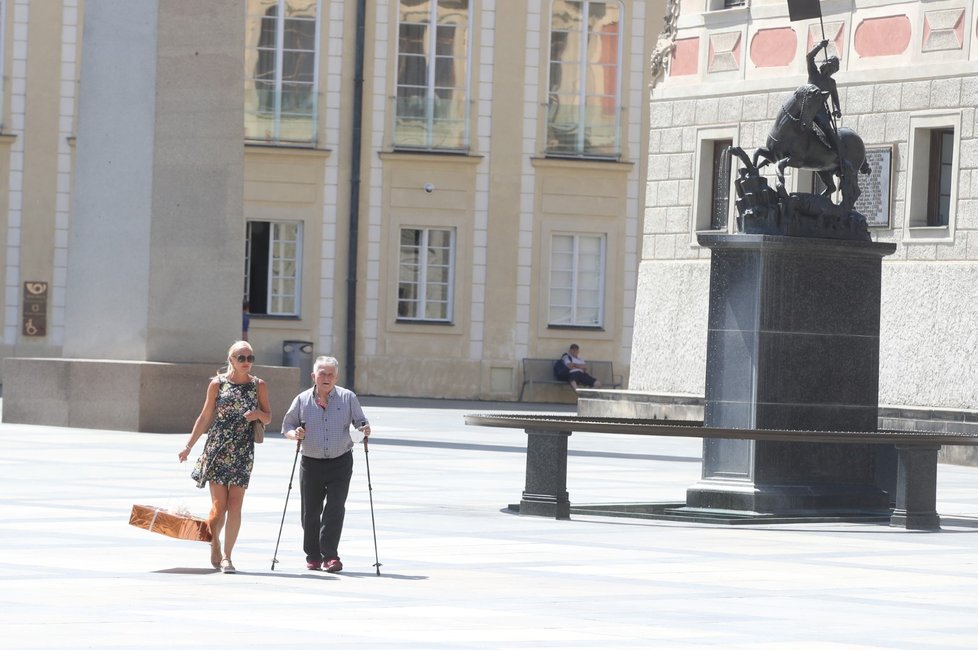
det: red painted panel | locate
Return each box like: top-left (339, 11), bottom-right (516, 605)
top-left (671, 37), bottom-right (699, 76)
top-left (854, 15), bottom-right (912, 57)
top-left (750, 28), bottom-right (797, 67)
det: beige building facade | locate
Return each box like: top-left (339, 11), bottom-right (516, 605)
top-left (634, 0), bottom-right (978, 414)
top-left (0, 0), bottom-right (668, 408)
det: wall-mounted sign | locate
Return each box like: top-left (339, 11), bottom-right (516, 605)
top-left (854, 146), bottom-right (893, 228)
top-left (22, 281), bottom-right (48, 337)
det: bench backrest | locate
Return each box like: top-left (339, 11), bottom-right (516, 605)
top-left (522, 357), bottom-right (618, 386)
top-left (523, 358), bottom-right (560, 380)
top-left (587, 360), bottom-right (616, 386)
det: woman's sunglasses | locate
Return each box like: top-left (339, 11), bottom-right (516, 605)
top-left (235, 354), bottom-right (256, 363)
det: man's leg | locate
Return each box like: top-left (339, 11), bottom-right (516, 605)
top-left (299, 457), bottom-right (328, 565)
top-left (577, 372), bottom-right (598, 387)
top-left (320, 451), bottom-right (354, 562)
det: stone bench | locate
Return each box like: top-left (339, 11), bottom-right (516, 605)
top-left (464, 413), bottom-right (978, 530)
top-left (518, 358), bottom-right (622, 401)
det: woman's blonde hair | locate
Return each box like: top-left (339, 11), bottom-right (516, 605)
top-left (219, 340), bottom-right (253, 377)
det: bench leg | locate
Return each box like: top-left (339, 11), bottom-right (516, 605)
top-left (890, 444), bottom-right (941, 531)
top-left (518, 428), bottom-right (571, 519)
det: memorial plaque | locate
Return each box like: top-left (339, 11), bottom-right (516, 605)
top-left (854, 146), bottom-right (892, 228)
top-left (22, 281), bottom-right (48, 337)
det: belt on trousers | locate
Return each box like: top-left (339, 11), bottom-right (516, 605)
top-left (302, 450), bottom-right (352, 462)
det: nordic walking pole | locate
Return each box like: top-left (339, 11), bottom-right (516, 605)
top-left (271, 421), bottom-right (304, 570)
top-left (362, 432), bottom-right (382, 576)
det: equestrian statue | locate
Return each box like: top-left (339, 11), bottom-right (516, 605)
top-left (728, 40), bottom-right (871, 241)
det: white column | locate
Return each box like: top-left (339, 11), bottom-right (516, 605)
top-left (64, 0), bottom-right (244, 362)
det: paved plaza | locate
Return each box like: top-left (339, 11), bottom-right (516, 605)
top-left (2, 396), bottom-right (978, 649)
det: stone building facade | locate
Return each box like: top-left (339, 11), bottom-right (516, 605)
top-left (633, 0), bottom-right (978, 417)
top-left (0, 0), bottom-right (668, 415)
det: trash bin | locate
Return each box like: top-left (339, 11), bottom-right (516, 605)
top-left (282, 340), bottom-right (314, 381)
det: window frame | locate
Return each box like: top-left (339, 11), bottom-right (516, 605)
top-left (548, 232), bottom-right (607, 328)
top-left (396, 226), bottom-right (457, 323)
top-left (691, 126), bottom-right (738, 241)
top-left (393, 0), bottom-right (472, 152)
top-left (244, 0), bottom-right (322, 145)
top-left (707, 0), bottom-right (746, 10)
top-left (904, 112), bottom-right (961, 243)
top-left (545, 0), bottom-right (625, 160)
top-left (245, 219), bottom-right (304, 317)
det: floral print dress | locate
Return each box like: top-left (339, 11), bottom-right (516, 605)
top-left (191, 376), bottom-right (258, 489)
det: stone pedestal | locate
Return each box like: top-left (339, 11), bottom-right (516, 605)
top-left (517, 429), bottom-right (571, 519)
top-left (686, 234), bottom-right (897, 515)
top-left (891, 445), bottom-right (941, 530)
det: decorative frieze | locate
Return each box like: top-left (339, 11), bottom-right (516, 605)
top-left (807, 21), bottom-right (844, 58)
top-left (708, 32), bottom-right (741, 73)
top-left (854, 15), bottom-right (911, 57)
top-left (922, 8), bottom-right (965, 52)
top-left (749, 28), bottom-right (795, 68)
top-left (670, 37), bottom-right (699, 76)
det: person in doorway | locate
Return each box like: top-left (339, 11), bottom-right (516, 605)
top-left (178, 341), bottom-right (271, 574)
top-left (562, 344), bottom-right (602, 390)
top-left (282, 355), bottom-right (371, 573)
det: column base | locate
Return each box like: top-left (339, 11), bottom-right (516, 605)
top-left (518, 492), bottom-right (570, 520)
top-left (2, 358), bottom-right (299, 432)
top-left (889, 509), bottom-right (940, 531)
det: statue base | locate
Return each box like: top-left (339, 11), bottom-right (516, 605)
top-left (690, 233), bottom-right (897, 515)
top-left (734, 171), bottom-right (870, 242)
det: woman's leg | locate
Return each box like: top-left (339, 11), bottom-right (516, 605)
top-left (223, 485), bottom-right (246, 560)
top-left (208, 483), bottom-right (229, 566)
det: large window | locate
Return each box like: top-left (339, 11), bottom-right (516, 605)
top-left (245, 0), bottom-right (319, 144)
top-left (397, 228), bottom-right (455, 322)
top-left (245, 221), bottom-right (303, 316)
top-left (547, 1), bottom-right (622, 158)
top-left (394, 0), bottom-right (470, 151)
top-left (549, 233), bottom-right (605, 327)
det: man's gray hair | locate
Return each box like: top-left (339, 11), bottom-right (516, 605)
top-left (313, 355), bottom-right (339, 372)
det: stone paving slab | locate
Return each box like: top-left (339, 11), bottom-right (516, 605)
top-left (1, 398), bottom-right (977, 649)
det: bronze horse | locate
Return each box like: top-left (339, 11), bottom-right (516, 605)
top-left (752, 84), bottom-right (869, 212)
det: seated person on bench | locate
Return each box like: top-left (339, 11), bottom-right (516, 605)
top-left (557, 344), bottom-right (602, 390)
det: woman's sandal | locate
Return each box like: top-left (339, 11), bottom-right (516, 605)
top-left (220, 558), bottom-right (236, 574)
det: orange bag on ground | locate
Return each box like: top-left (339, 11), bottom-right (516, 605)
top-left (128, 504), bottom-right (212, 543)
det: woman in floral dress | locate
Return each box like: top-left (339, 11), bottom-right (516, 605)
top-left (178, 341), bottom-right (271, 573)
